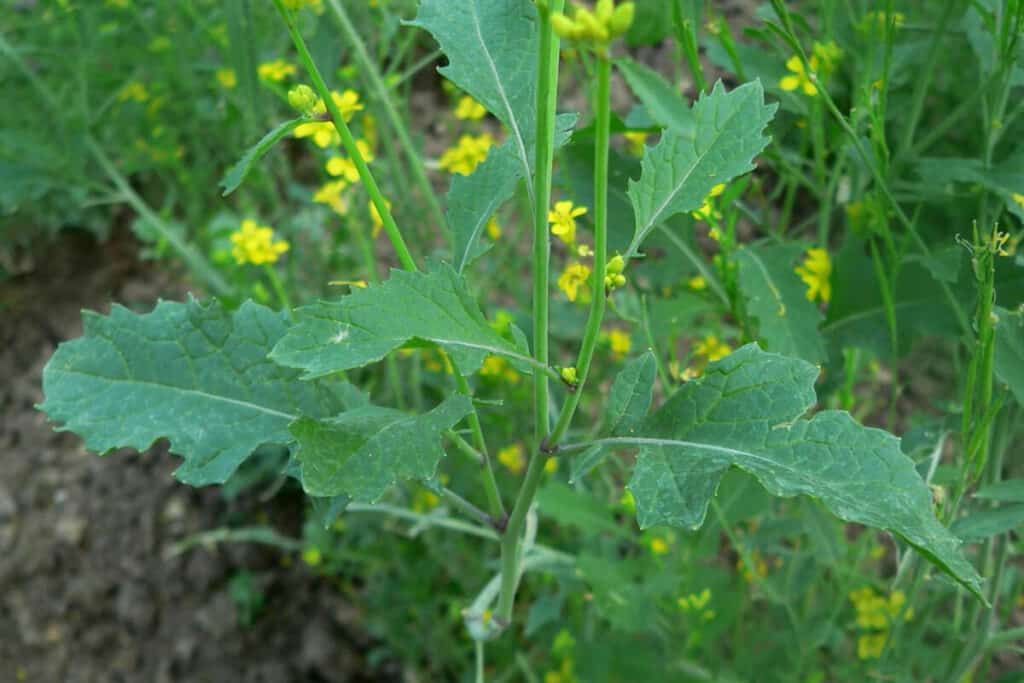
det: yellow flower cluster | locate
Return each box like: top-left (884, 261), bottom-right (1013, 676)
top-left (438, 133), bottom-right (494, 175)
top-left (849, 587), bottom-right (912, 660)
top-left (480, 355), bottom-right (520, 384)
top-left (294, 90), bottom-right (365, 148)
top-left (779, 41), bottom-right (842, 97)
top-left (549, 200), bottom-right (588, 245)
top-left (216, 68), bottom-right (237, 90)
top-left (606, 328), bottom-right (631, 357)
top-left (676, 334), bottom-right (733, 381)
top-left (691, 183), bottom-right (726, 224)
top-left (623, 130), bottom-right (647, 156)
top-left (550, 0), bottom-right (635, 45)
top-left (117, 81), bottom-right (149, 103)
top-left (326, 139), bottom-right (374, 182)
top-left (258, 59), bottom-right (296, 83)
top-left (795, 248), bottom-right (832, 304)
top-left (230, 219), bottom-right (290, 266)
top-left (544, 629), bottom-right (578, 683)
top-left (454, 95), bottom-right (486, 121)
top-left (498, 444), bottom-right (526, 475)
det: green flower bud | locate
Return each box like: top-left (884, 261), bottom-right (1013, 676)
top-left (609, 2), bottom-right (636, 36)
top-left (596, 0), bottom-right (614, 24)
top-left (550, 12), bottom-right (578, 39)
top-left (287, 84), bottom-right (318, 115)
top-left (575, 8), bottom-right (607, 41)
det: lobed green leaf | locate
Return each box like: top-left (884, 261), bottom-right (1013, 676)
top-left (624, 344), bottom-right (984, 598)
top-left (625, 80), bottom-right (776, 257)
top-left (269, 264), bottom-right (532, 378)
top-left (39, 299), bottom-right (344, 486)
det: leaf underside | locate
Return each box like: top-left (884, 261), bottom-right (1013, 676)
top-left (625, 344), bottom-right (983, 598)
top-left (39, 299), bottom-right (344, 486)
top-left (270, 264), bottom-right (529, 379)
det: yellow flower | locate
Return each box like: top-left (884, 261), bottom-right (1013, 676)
top-left (438, 133), bottom-right (494, 175)
top-left (480, 356), bottom-right (520, 384)
top-left (302, 546), bottom-right (323, 566)
top-left (857, 633), bottom-right (887, 660)
top-left (678, 588), bottom-right (712, 611)
top-left (117, 81), bottom-right (149, 103)
top-left (649, 537), bottom-right (670, 555)
top-left (454, 95), bottom-right (486, 120)
top-left (694, 334), bottom-right (732, 362)
top-left (313, 180), bottom-right (349, 215)
top-left (498, 444), bottom-right (526, 475)
top-left (1011, 192), bottom-right (1024, 209)
top-left (294, 90), bottom-right (365, 148)
top-left (779, 55), bottom-right (818, 96)
top-left (557, 262), bottom-right (591, 302)
top-left (691, 184), bottom-right (725, 222)
top-left (623, 130), bottom-right (647, 156)
top-left (257, 59), bottom-right (296, 82)
top-left (486, 216), bottom-right (502, 240)
top-left (326, 140), bottom-right (374, 181)
top-left (215, 67), bottom-right (237, 89)
top-left (795, 248), bottom-right (832, 303)
top-left (369, 199), bottom-right (392, 238)
top-left (544, 457), bottom-right (558, 474)
top-left (549, 200), bottom-right (588, 244)
top-left (688, 275), bottom-right (707, 291)
top-left (608, 329), bottom-right (631, 356)
top-left (230, 219), bottom-right (290, 265)
top-left (412, 488), bottom-right (440, 513)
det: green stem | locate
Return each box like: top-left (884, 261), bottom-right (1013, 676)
top-left (453, 366), bottom-right (506, 519)
top-left (547, 56), bottom-right (611, 446)
top-left (263, 263), bottom-right (292, 315)
top-left (325, 0), bottom-right (448, 237)
top-left (89, 139), bottom-right (232, 296)
top-left (274, 0), bottom-right (418, 273)
top-left (496, 0), bottom-right (563, 625)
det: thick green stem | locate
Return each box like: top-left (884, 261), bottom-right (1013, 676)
top-left (496, 0), bottom-right (564, 624)
top-left (274, 0), bottom-right (418, 273)
top-left (324, 0), bottom-right (448, 237)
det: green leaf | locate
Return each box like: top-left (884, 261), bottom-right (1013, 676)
top-left (736, 243), bottom-right (825, 363)
top-left (626, 80), bottom-right (776, 257)
top-left (39, 299), bottom-right (344, 486)
top-left (270, 264), bottom-right (530, 378)
top-left (616, 57), bottom-right (693, 134)
top-left (220, 117), bottom-right (304, 196)
top-left (975, 478), bottom-right (1024, 503)
top-left (624, 344), bottom-right (983, 598)
top-left (288, 395), bottom-right (472, 501)
top-left (603, 351), bottom-right (657, 436)
top-left (409, 0), bottom-right (538, 193)
top-left (569, 444), bottom-right (609, 484)
top-left (951, 505), bottom-right (1024, 542)
top-left (536, 482), bottom-right (626, 538)
top-left (450, 114), bottom-right (576, 272)
top-left (994, 306), bottom-right (1024, 405)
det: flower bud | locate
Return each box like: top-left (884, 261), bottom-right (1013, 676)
top-left (288, 84), bottom-right (319, 115)
top-left (595, 0), bottom-right (614, 24)
top-left (550, 12), bottom-right (579, 39)
top-left (560, 366), bottom-right (579, 385)
top-left (609, 2), bottom-right (636, 36)
top-left (575, 8), bottom-right (608, 41)
top-left (606, 254), bottom-right (625, 275)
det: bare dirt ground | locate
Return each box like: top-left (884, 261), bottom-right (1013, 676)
top-left (0, 231), bottom-right (398, 683)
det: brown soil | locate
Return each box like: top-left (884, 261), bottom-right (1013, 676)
top-left (0, 231), bottom-right (399, 683)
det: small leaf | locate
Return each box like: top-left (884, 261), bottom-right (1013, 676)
top-left (39, 299), bottom-right (344, 486)
top-left (221, 118), bottom-right (305, 196)
top-left (603, 351), bottom-right (657, 436)
top-left (409, 0), bottom-right (538, 195)
top-left (536, 482), bottom-right (626, 538)
top-left (975, 478), bottom-right (1024, 503)
top-left (951, 505), bottom-right (1024, 542)
top-left (616, 57), bottom-right (693, 134)
top-left (451, 114), bottom-right (576, 272)
top-left (626, 80), bottom-right (776, 257)
top-left (270, 264), bottom-right (531, 378)
top-left (569, 444), bottom-right (609, 483)
top-left (736, 243), bottom-right (825, 363)
top-left (289, 394), bottom-right (473, 501)
top-left (623, 344), bottom-right (983, 598)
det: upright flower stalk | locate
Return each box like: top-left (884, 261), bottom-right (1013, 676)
top-left (272, 0), bottom-right (418, 273)
top-left (496, 0), bottom-right (565, 624)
